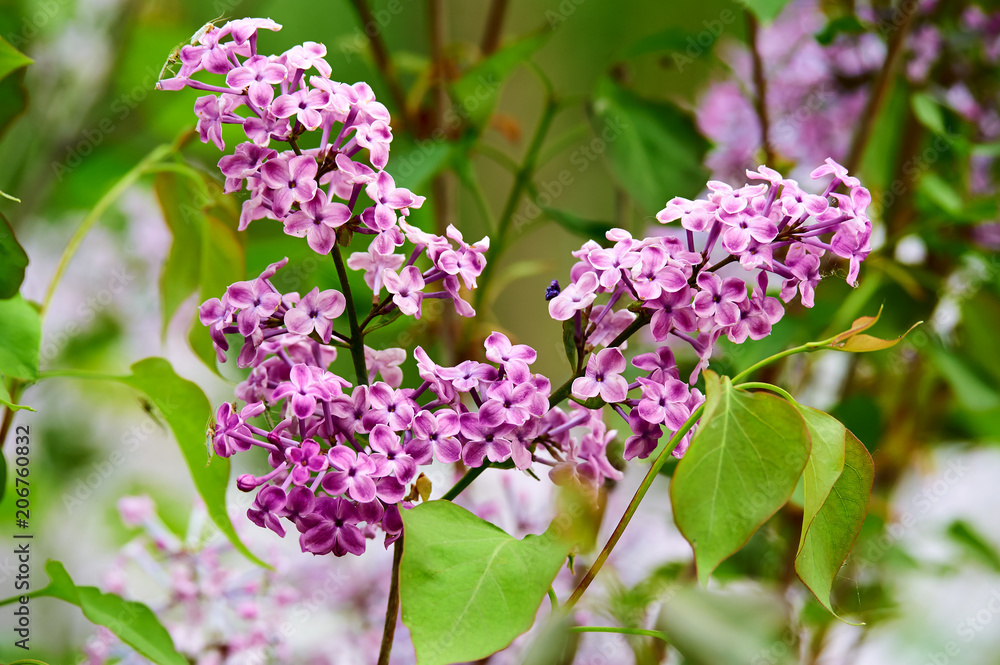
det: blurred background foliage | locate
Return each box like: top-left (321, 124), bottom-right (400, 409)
top-left (1, 0), bottom-right (1000, 662)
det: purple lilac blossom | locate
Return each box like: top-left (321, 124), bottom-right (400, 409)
top-left (553, 158), bottom-right (872, 460)
top-left (166, 18), bottom-right (873, 559)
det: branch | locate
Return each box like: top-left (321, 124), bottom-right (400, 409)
top-left (480, 0), bottom-right (510, 56)
top-left (473, 97), bottom-right (559, 312)
top-left (844, 1), bottom-right (918, 172)
top-left (564, 404), bottom-right (704, 610)
top-left (332, 244), bottom-right (369, 386)
top-left (746, 11), bottom-right (773, 165)
top-left (346, 0), bottom-right (410, 126)
top-left (377, 536), bottom-right (404, 665)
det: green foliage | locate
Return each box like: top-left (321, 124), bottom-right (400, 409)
top-left (153, 167), bottom-right (246, 372)
top-left (741, 0), bottom-right (795, 23)
top-left (587, 77), bottom-right (709, 214)
top-left (815, 15), bottom-right (866, 45)
top-left (450, 31), bottom-right (550, 130)
top-left (793, 407), bottom-right (873, 614)
top-left (0, 35), bottom-right (31, 82)
top-left (390, 137), bottom-right (453, 193)
top-left (670, 372), bottom-right (811, 585)
top-left (116, 358), bottom-right (267, 568)
top-left (0, 294), bottom-right (40, 381)
top-left (0, 560), bottom-right (186, 665)
top-left (541, 207), bottom-right (615, 243)
top-left (0, 212), bottom-right (27, 299)
top-left (618, 27), bottom-right (692, 60)
top-left (947, 520), bottom-right (1000, 572)
top-left (400, 500), bottom-right (570, 665)
top-left (0, 381), bottom-right (32, 412)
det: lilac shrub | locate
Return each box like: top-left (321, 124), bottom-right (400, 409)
top-left (159, 18), bottom-right (871, 560)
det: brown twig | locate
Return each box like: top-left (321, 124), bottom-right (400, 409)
top-left (346, 0), bottom-right (410, 126)
top-left (480, 0), bottom-right (510, 56)
top-left (746, 12), bottom-right (774, 165)
top-left (377, 536), bottom-right (404, 665)
top-left (427, 0), bottom-right (459, 363)
top-left (845, 1), bottom-right (918, 172)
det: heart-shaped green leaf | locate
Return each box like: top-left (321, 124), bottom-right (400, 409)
top-left (795, 405), bottom-right (847, 544)
top-left (401, 500), bottom-right (570, 665)
top-left (0, 295), bottom-right (40, 381)
top-left (671, 372), bottom-right (811, 585)
top-left (795, 430), bottom-right (873, 615)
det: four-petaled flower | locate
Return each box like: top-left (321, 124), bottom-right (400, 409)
top-left (286, 438), bottom-right (328, 485)
top-left (572, 348), bottom-right (629, 403)
top-left (284, 287), bottom-right (346, 343)
top-left (282, 190), bottom-right (352, 254)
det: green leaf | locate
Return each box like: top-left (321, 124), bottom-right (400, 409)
top-left (366, 307), bottom-right (404, 333)
top-left (0, 213), bottom-right (27, 299)
top-left (742, 0), bottom-right (794, 23)
top-left (400, 501), bottom-right (570, 665)
top-left (541, 207), bottom-right (615, 243)
top-left (670, 372), bottom-right (811, 585)
top-left (930, 347), bottom-right (1000, 411)
top-left (155, 169), bottom-right (245, 336)
top-left (911, 92), bottom-right (948, 136)
top-left (2, 560), bottom-right (186, 665)
top-left (971, 141), bottom-right (1000, 158)
top-left (391, 137), bottom-right (453, 192)
top-left (116, 358), bottom-right (267, 568)
top-left (794, 431), bottom-right (873, 615)
top-left (619, 27), bottom-right (691, 60)
top-left (154, 167), bottom-right (245, 373)
top-left (561, 318), bottom-right (577, 371)
top-left (450, 30), bottom-right (550, 129)
top-left (0, 295), bottom-right (41, 380)
top-left (0, 35), bottom-right (32, 82)
top-left (155, 172), bottom-right (203, 337)
top-left (794, 406), bottom-right (847, 547)
top-left (588, 77), bottom-right (709, 214)
top-left (919, 172), bottom-right (964, 215)
top-left (815, 15), bottom-right (866, 45)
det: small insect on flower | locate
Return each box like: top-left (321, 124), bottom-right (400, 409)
top-left (158, 15), bottom-right (227, 81)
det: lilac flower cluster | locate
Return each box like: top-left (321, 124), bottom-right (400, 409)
top-left (553, 159), bottom-right (871, 459)
top-left (158, 16), bottom-right (487, 309)
top-left (210, 312), bottom-right (620, 556)
top-left (163, 18), bottom-right (627, 557)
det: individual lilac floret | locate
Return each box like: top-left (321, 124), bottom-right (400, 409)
top-left (572, 348), bottom-right (629, 403)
